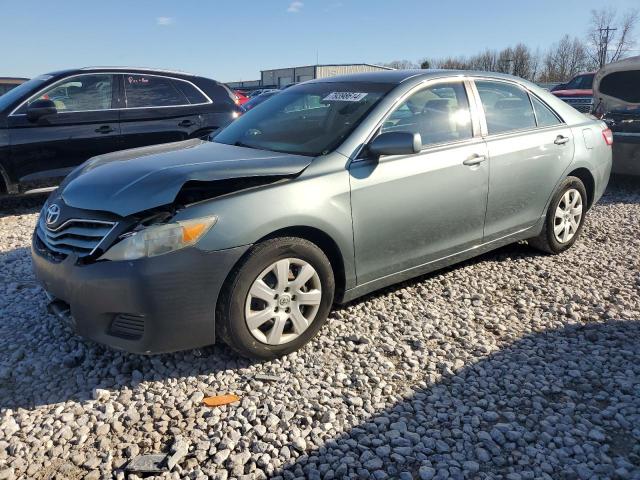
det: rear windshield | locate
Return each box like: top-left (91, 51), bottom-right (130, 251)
top-left (214, 81), bottom-right (393, 156)
top-left (599, 71), bottom-right (640, 103)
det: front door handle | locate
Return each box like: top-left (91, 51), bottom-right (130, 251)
top-left (178, 120), bottom-right (195, 128)
top-left (95, 125), bottom-right (114, 134)
top-left (554, 135), bottom-right (570, 145)
top-left (463, 154), bottom-right (487, 166)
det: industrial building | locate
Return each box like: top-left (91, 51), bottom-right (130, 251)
top-left (228, 63), bottom-right (392, 90)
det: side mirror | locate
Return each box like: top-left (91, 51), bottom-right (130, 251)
top-left (367, 131), bottom-right (422, 157)
top-left (27, 99), bottom-right (57, 122)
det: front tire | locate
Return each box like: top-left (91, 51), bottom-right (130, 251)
top-left (528, 176), bottom-right (587, 254)
top-left (217, 237), bottom-right (335, 359)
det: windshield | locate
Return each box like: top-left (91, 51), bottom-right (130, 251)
top-left (564, 74), bottom-right (594, 90)
top-left (214, 81), bottom-right (393, 156)
top-left (0, 75), bottom-right (51, 112)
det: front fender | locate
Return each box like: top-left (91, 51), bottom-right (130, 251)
top-left (174, 156), bottom-right (357, 290)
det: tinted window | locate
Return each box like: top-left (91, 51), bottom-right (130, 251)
top-left (173, 80), bottom-right (208, 104)
top-left (214, 82), bottom-right (392, 156)
top-left (0, 75), bottom-right (50, 112)
top-left (21, 74), bottom-right (113, 112)
top-left (531, 95), bottom-right (561, 127)
top-left (476, 81), bottom-right (536, 134)
top-left (564, 74), bottom-right (594, 90)
top-left (599, 71), bottom-right (640, 103)
top-left (124, 74), bottom-right (188, 108)
top-left (381, 82), bottom-right (472, 146)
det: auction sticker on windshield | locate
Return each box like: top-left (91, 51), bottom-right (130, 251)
top-left (323, 92), bottom-right (368, 102)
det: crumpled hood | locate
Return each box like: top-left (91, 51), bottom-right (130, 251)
top-left (61, 138), bottom-right (312, 216)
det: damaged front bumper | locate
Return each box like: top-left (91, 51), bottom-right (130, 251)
top-left (32, 232), bottom-right (249, 354)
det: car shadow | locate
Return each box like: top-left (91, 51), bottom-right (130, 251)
top-left (0, 194), bottom-right (46, 217)
top-left (272, 319), bottom-right (640, 478)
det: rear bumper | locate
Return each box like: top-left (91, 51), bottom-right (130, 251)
top-left (612, 133), bottom-right (640, 176)
top-left (32, 233), bottom-right (249, 354)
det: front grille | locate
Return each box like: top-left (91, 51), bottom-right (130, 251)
top-left (110, 314), bottom-right (145, 340)
top-left (37, 217), bottom-right (116, 258)
top-left (560, 97), bottom-right (593, 113)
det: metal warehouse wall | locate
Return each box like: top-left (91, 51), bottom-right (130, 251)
top-left (316, 65), bottom-right (390, 78)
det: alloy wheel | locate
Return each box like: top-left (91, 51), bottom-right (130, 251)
top-left (244, 258), bottom-right (322, 345)
top-left (553, 188), bottom-right (583, 244)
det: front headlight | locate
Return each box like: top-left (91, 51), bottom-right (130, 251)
top-left (100, 217), bottom-right (217, 261)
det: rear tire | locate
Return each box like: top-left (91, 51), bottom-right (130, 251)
top-left (217, 237), bottom-right (334, 360)
top-left (528, 176), bottom-right (587, 254)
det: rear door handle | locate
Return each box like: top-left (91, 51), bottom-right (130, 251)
top-left (554, 135), bottom-right (570, 145)
top-left (463, 154), bottom-right (487, 166)
top-left (95, 125), bottom-right (114, 134)
top-left (178, 120), bottom-right (195, 128)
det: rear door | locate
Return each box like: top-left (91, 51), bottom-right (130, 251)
top-left (7, 73), bottom-right (120, 190)
top-left (473, 79), bottom-right (575, 241)
top-left (118, 73), bottom-right (210, 149)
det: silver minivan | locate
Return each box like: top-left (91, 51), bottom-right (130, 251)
top-left (32, 70), bottom-right (612, 359)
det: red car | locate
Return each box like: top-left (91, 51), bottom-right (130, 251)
top-left (551, 72), bottom-right (595, 113)
top-left (233, 90), bottom-right (249, 106)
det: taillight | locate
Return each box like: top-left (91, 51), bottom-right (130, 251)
top-left (602, 128), bottom-right (613, 146)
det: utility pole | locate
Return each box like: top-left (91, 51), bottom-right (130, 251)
top-left (598, 26), bottom-right (617, 68)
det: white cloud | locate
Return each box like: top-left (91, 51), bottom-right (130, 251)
top-left (156, 16), bottom-right (174, 26)
top-left (287, 1), bottom-right (303, 13)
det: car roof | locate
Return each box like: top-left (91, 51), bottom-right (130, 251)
top-left (42, 67), bottom-right (204, 80)
top-left (306, 69), bottom-right (529, 85)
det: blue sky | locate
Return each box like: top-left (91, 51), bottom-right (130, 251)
top-left (1, 0), bottom-right (638, 82)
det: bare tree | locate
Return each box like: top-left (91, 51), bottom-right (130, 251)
top-left (539, 35), bottom-right (589, 82)
top-left (381, 59), bottom-right (418, 69)
top-left (587, 8), bottom-right (639, 68)
top-left (511, 43), bottom-right (534, 80)
top-left (468, 49), bottom-right (499, 72)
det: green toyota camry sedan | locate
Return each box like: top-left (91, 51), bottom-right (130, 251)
top-left (32, 70), bottom-right (612, 359)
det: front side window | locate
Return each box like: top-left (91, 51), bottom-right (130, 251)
top-left (381, 81), bottom-right (473, 147)
top-left (531, 95), bottom-right (561, 127)
top-left (214, 82), bottom-right (392, 156)
top-left (19, 74), bottom-right (113, 113)
top-left (476, 80), bottom-right (536, 135)
top-left (124, 74), bottom-right (188, 108)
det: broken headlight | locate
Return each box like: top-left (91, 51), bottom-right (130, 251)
top-left (100, 217), bottom-right (217, 261)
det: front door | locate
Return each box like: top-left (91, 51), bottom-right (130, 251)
top-left (7, 73), bottom-right (119, 190)
top-left (474, 80), bottom-right (576, 240)
top-left (118, 73), bottom-right (204, 150)
top-left (349, 81), bottom-right (489, 285)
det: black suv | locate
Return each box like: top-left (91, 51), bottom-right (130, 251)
top-left (0, 67), bottom-right (241, 195)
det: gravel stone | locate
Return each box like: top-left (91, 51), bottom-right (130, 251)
top-left (1, 179), bottom-right (639, 478)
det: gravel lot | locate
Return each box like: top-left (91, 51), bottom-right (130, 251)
top-left (1, 177), bottom-right (639, 480)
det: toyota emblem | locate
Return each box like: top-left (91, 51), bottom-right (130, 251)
top-left (45, 204), bottom-right (61, 226)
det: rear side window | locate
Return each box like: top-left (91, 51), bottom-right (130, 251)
top-left (476, 80), bottom-right (536, 135)
top-left (599, 71), bottom-right (640, 103)
top-left (381, 81), bottom-right (473, 146)
top-left (172, 80), bottom-right (209, 104)
top-left (531, 95), bottom-right (561, 127)
top-left (124, 74), bottom-right (188, 108)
